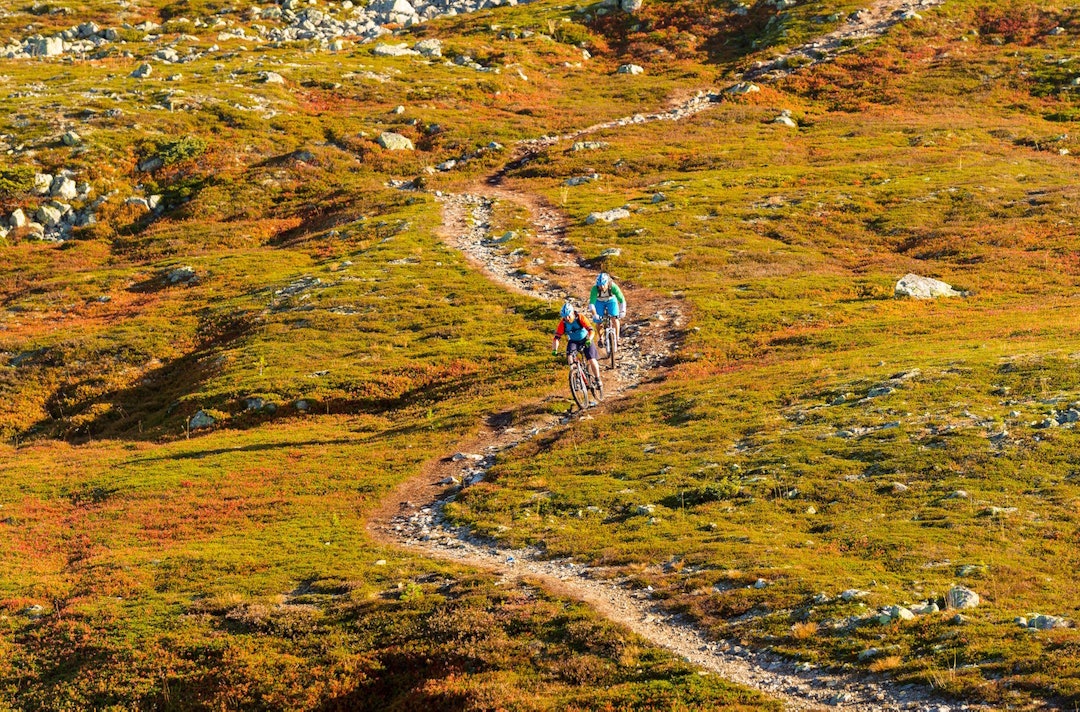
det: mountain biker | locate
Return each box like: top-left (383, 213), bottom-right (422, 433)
top-left (588, 272), bottom-right (626, 340)
top-left (552, 302), bottom-right (602, 391)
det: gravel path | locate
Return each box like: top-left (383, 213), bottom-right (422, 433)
top-left (369, 2), bottom-right (978, 709)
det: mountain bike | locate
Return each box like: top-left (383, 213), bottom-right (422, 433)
top-left (568, 348), bottom-right (603, 410)
top-left (599, 313), bottom-right (618, 370)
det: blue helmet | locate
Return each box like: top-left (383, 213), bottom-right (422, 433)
top-left (560, 303), bottom-right (575, 319)
top-left (596, 273), bottom-right (610, 288)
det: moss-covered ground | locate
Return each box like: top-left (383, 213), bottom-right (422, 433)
top-left (3, 0), bottom-right (1080, 708)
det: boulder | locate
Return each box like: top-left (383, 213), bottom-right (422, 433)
top-left (773, 110), bottom-right (797, 128)
top-left (895, 273), bottom-right (962, 299)
top-left (9, 209), bottom-right (28, 228)
top-left (27, 36), bottom-right (64, 56)
top-left (586, 208), bottom-right (630, 225)
top-left (61, 130), bottom-right (81, 146)
top-left (36, 204), bottom-right (64, 227)
top-left (373, 42), bottom-right (419, 56)
top-left (617, 63), bottom-right (644, 75)
top-left (139, 156), bottom-right (164, 172)
top-left (188, 410), bottom-right (215, 429)
top-left (125, 196), bottom-right (151, 211)
top-left (413, 38), bottom-right (442, 57)
top-left (32, 173), bottom-right (53, 196)
top-left (620, 0), bottom-right (643, 11)
top-left (166, 265), bottom-right (197, 284)
top-left (51, 176), bottom-right (78, 201)
top-left (946, 585), bottom-right (980, 610)
top-left (1028, 614), bottom-right (1070, 630)
top-left (600, 248), bottom-right (622, 258)
top-left (840, 588), bottom-right (868, 601)
top-left (370, 0), bottom-right (418, 22)
top-left (131, 63), bottom-right (153, 78)
top-left (260, 71), bottom-right (286, 84)
top-left (377, 131), bottom-right (414, 150)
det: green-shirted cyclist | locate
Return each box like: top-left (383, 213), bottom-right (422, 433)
top-left (588, 272), bottom-right (626, 340)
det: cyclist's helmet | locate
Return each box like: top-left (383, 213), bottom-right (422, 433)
top-left (560, 302), bottom-right (575, 319)
top-left (596, 273), bottom-right (611, 289)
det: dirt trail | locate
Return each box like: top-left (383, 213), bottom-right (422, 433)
top-left (368, 2), bottom-right (974, 709)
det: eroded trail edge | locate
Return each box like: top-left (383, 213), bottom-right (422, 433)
top-left (369, 1), bottom-right (972, 709)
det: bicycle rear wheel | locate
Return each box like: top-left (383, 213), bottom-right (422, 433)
top-left (569, 363), bottom-right (589, 410)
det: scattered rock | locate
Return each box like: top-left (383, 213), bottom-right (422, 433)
top-left (635, 504), bottom-right (655, 515)
top-left (35, 203), bottom-right (64, 227)
top-left (565, 173), bottom-right (601, 186)
top-left (139, 156), bottom-right (164, 172)
top-left (620, 0), bottom-right (643, 11)
top-left (373, 42), bottom-right (420, 57)
top-left (946, 585), bottom-right (980, 610)
top-left (61, 130), bottom-right (81, 146)
top-left (260, 71), bottom-right (286, 84)
top-left (414, 38), bottom-right (442, 57)
top-left (617, 64), bottom-right (644, 75)
top-left (726, 81), bottom-right (760, 94)
top-left (31, 173), bottom-right (53, 196)
top-left (895, 273), bottom-right (963, 299)
top-left (51, 176), bottom-right (78, 201)
top-left (377, 132), bottom-right (414, 150)
top-left (188, 410), bottom-right (215, 429)
top-left (166, 265), bottom-right (197, 284)
top-left (841, 589), bottom-right (869, 601)
top-left (600, 248), bottom-right (622, 258)
top-left (1027, 614), bottom-right (1071, 630)
top-left (571, 141), bottom-right (608, 152)
top-left (773, 110), bottom-right (797, 128)
top-left (131, 63), bottom-right (153, 79)
top-left (586, 208), bottom-right (631, 225)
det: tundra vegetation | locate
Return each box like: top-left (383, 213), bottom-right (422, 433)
top-left (1, 0), bottom-right (1079, 708)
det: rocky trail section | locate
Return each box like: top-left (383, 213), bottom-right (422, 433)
top-left (369, 0), bottom-right (978, 709)
top-left (372, 185), bottom-right (975, 711)
top-left (743, 0), bottom-right (947, 81)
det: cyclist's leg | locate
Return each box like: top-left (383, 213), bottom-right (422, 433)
top-left (566, 339), bottom-right (580, 365)
top-left (585, 342), bottom-right (602, 382)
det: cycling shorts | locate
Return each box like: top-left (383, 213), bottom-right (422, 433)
top-left (594, 297), bottom-right (621, 319)
top-left (567, 338), bottom-right (598, 361)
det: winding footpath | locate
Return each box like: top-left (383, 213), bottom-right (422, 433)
top-left (369, 1), bottom-right (976, 709)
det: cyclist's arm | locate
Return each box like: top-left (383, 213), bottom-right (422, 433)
top-left (611, 283), bottom-right (626, 306)
top-left (588, 286), bottom-right (599, 306)
top-left (552, 320), bottom-right (565, 351)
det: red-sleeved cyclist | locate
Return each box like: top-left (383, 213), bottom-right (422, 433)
top-left (551, 302), bottom-right (603, 392)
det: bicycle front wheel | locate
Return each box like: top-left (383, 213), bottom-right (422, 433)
top-left (569, 364), bottom-right (589, 410)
